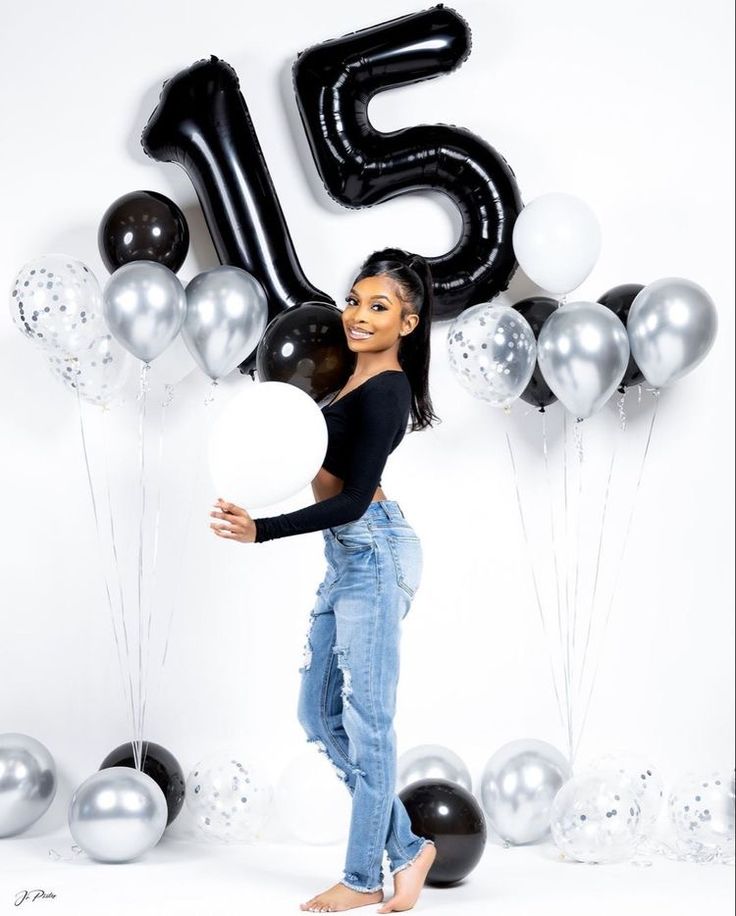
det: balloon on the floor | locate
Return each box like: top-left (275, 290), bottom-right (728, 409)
top-left (99, 741), bottom-right (185, 827)
top-left (538, 302), bottom-right (629, 419)
top-left (512, 296), bottom-right (559, 410)
top-left (183, 266), bottom-right (268, 380)
top-left (627, 278), bottom-right (718, 389)
top-left (550, 771), bottom-right (642, 863)
top-left (397, 745), bottom-right (472, 794)
top-left (399, 778), bottom-right (486, 886)
top-left (255, 302), bottom-right (352, 402)
top-left (480, 738), bottom-right (571, 845)
top-left (447, 301), bottom-right (537, 408)
top-left (98, 190), bottom-right (190, 274)
top-left (512, 193), bottom-right (601, 295)
top-left (185, 752), bottom-right (273, 844)
top-left (668, 769), bottom-right (735, 858)
top-left (274, 747), bottom-right (351, 844)
top-left (208, 381), bottom-right (328, 509)
top-left (9, 255), bottom-right (104, 356)
top-left (103, 261), bottom-right (186, 363)
top-left (68, 766), bottom-right (167, 862)
top-left (586, 752), bottom-right (663, 835)
top-left (597, 284), bottom-right (646, 390)
top-left (0, 733), bottom-right (57, 838)
top-left (46, 332), bottom-right (132, 407)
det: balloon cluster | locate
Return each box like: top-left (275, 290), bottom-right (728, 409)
top-left (449, 192), bottom-right (718, 418)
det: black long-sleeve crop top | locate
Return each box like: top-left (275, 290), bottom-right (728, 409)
top-left (252, 370), bottom-right (412, 542)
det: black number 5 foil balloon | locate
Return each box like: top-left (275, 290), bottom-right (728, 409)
top-left (141, 56), bottom-right (333, 369)
top-left (293, 6), bottom-right (523, 321)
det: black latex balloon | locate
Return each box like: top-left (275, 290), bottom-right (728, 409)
top-left (256, 302), bottom-right (354, 402)
top-left (141, 56), bottom-right (334, 371)
top-left (399, 778), bottom-right (487, 886)
top-left (293, 6), bottom-right (522, 321)
top-left (99, 741), bottom-right (185, 827)
top-left (513, 296), bottom-right (559, 410)
top-left (597, 284), bottom-right (646, 390)
top-left (98, 190), bottom-right (190, 273)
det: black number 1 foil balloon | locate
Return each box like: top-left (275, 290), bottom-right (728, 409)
top-left (293, 5), bottom-right (523, 321)
top-left (141, 56), bottom-right (333, 370)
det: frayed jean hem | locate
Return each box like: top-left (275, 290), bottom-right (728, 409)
top-left (339, 877), bottom-right (384, 893)
top-left (390, 838), bottom-right (436, 876)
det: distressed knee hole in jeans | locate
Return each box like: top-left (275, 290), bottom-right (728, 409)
top-left (333, 645), bottom-right (353, 708)
top-left (307, 736), bottom-right (365, 782)
top-left (298, 610), bottom-right (317, 674)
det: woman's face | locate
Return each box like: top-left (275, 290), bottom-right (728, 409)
top-left (342, 275), bottom-right (419, 353)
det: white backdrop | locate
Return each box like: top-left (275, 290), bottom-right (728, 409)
top-left (1, 0), bottom-right (733, 840)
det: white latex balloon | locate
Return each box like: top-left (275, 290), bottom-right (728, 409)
top-left (513, 193), bottom-right (601, 295)
top-left (208, 381), bottom-right (328, 509)
top-left (275, 748), bottom-right (351, 845)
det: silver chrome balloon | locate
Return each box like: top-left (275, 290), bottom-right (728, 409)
top-left (103, 260), bottom-right (186, 363)
top-left (0, 733), bottom-right (57, 838)
top-left (9, 254), bottom-right (103, 355)
top-left (397, 744), bottom-right (473, 793)
top-left (550, 770), bottom-right (642, 863)
top-left (480, 738), bottom-right (571, 845)
top-left (183, 266), bottom-right (268, 380)
top-left (68, 767), bottom-right (167, 862)
top-left (627, 277), bottom-right (718, 388)
top-left (538, 301), bottom-right (629, 419)
top-left (447, 301), bottom-right (537, 407)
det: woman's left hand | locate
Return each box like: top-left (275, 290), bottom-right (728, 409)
top-left (209, 498), bottom-right (257, 543)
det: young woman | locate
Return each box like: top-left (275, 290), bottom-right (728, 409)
top-left (210, 248), bottom-right (440, 913)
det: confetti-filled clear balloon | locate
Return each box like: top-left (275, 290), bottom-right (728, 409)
top-left (68, 767), bottom-right (167, 862)
top-left (480, 738), bottom-right (571, 845)
top-left (397, 744), bottom-right (472, 793)
top-left (551, 771), bottom-right (642, 863)
top-left (668, 770), bottom-right (735, 859)
top-left (46, 334), bottom-right (132, 408)
top-left (586, 752), bottom-right (663, 835)
top-left (447, 301), bottom-right (537, 407)
top-left (0, 733), bottom-right (57, 838)
top-left (9, 255), bottom-right (103, 355)
top-left (185, 752), bottom-right (273, 844)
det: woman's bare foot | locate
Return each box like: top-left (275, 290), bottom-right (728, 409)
top-left (377, 843), bottom-right (436, 913)
top-left (299, 881), bottom-right (383, 912)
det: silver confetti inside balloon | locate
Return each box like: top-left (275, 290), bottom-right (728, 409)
top-left (668, 769), bottom-right (735, 857)
top-left (46, 333), bottom-right (132, 407)
top-left (550, 771), bottom-right (642, 863)
top-left (185, 752), bottom-right (273, 844)
top-left (627, 277), bottom-right (718, 388)
top-left (103, 260), bottom-right (186, 363)
top-left (480, 739), bottom-right (571, 845)
top-left (68, 767), bottom-right (167, 863)
top-left (538, 301), bottom-right (630, 419)
top-left (0, 733), bottom-right (57, 838)
top-left (447, 301), bottom-right (537, 408)
top-left (183, 266), bottom-right (268, 380)
top-left (397, 745), bottom-right (473, 793)
top-left (586, 752), bottom-right (663, 835)
top-left (9, 254), bottom-right (103, 355)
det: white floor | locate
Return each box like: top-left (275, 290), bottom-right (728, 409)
top-left (1, 827), bottom-right (733, 916)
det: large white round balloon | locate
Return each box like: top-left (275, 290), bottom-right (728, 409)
top-left (274, 747), bottom-right (351, 844)
top-left (513, 193), bottom-right (601, 295)
top-left (208, 381), bottom-right (328, 509)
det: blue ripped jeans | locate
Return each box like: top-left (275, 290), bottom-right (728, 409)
top-left (297, 499), bottom-right (435, 893)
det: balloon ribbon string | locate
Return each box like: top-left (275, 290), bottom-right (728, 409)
top-left (573, 389), bottom-right (661, 760)
top-left (542, 410), bottom-right (567, 738)
top-left (574, 393), bottom-right (626, 718)
top-left (139, 384), bottom-right (172, 775)
top-left (561, 411), bottom-right (573, 764)
top-left (136, 363), bottom-right (151, 769)
top-left (75, 383), bottom-right (138, 770)
top-left (505, 426), bottom-right (566, 734)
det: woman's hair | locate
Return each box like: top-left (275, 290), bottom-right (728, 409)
top-left (352, 248), bottom-right (441, 431)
